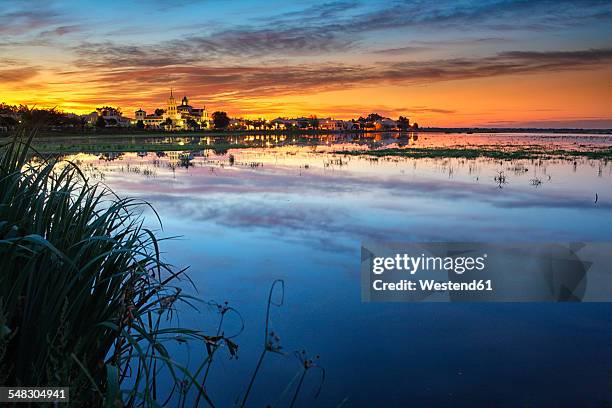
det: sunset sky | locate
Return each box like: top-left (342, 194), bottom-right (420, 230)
top-left (1, 0), bottom-right (611, 127)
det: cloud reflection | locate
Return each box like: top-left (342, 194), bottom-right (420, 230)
top-left (96, 153), bottom-right (611, 254)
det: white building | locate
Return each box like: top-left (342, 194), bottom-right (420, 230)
top-left (271, 117), bottom-right (298, 129)
top-left (134, 90), bottom-right (211, 130)
top-left (86, 109), bottom-right (132, 128)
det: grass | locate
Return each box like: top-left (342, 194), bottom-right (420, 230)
top-left (0, 124), bottom-right (325, 406)
top-left (0, 126), bottom-right (218, 406)
top-left (335, 146), bottom-right (612, 160)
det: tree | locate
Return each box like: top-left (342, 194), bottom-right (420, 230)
top-left (136, 120), bottom-right (145, 129)
top-left (186, 118), bottom-right (199, 130)
top-left (412, 122), bottom-right (419, 130)
top-left (154, 108), bottom-right (165, 116)
top-left (95, 115), bottom-right (106, 128)
top-left (19, 107), bottom-right (63, 127)
top-left (96, 106), bottom-right (122, 117)
top-left (366, 113), bottom-right (383, 122)
top-left (309, 115), bottom-right (319, 129)
top-left (362, 121), bottom-right (375, 130)
top-left (0, 116), bottom-right (18, 129)
top-left (165, 118), bottom-right (173, 128)
top-left (212, 111), bottom-right (230, 129)
top-left (0, 103), bottom-right (18, 114)
top-left (397, 116), bottom-right (410, 130)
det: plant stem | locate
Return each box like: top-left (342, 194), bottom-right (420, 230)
top-left (240, 349), bottom-right (267, 408)
top-left (289, 368), bottom-right (307, 408)
top-left (194, 314), bottom-right (225, 407)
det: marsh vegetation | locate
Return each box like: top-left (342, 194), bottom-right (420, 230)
top-left (0, 128), bottom-right (324, 407)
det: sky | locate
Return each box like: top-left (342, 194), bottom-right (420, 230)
top-left (1, 0), bottom-right (611, 127)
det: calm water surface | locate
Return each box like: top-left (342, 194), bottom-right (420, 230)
top-left (69, 132), bottom-right (612, 407)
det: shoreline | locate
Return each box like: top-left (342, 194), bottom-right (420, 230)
top-left (18, 141), bottom-right (612, 160)
top-left (1, 127), bottom-right (611, 140)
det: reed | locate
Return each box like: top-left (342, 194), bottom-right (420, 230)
top-left (0, 126), bottom-right (213, 406)
top-left (0, 124), bottom-right (323, 407)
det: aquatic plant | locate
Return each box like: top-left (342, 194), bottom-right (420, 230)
top-left (0, 127), bottom-right (323, 407)
top-left (240, 279), bottom-right (285, 407)
top-left (494, 171), bottom-right (508, 188)
top-left (336, 146), bottom-right (612, 161)
top-left (530, 177), bottom-right (543, 186)
top-left (0, 127), bottom-right (215, 406)
top-left (289, 350), bottom-right (325, 408)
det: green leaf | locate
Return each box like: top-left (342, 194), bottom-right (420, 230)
top-left (105, 364), bottom-right (120, 408)
top-left (0, 324), bottom-right (11, 338)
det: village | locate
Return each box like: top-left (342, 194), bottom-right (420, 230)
top-left (0, 91), bottom-right (418, 133)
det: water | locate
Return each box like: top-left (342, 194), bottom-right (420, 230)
top-left (67, 132), bottom-right (612, 406)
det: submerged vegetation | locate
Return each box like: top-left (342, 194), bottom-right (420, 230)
top-left (336, 146), bottom-right (612, 160)
top-left (0, 126), bottom-right (323, 406)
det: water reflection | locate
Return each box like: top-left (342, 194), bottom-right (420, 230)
top-left (38, 131), bottom-right (612, 159)
top-left (54, 133), bottom-right (612, 406)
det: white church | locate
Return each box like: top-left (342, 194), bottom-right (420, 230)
top-left (134, 90), bottom-right (211, 130)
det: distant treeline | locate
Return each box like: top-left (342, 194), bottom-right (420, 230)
top-left (0, 103), bottom-right (84, 130)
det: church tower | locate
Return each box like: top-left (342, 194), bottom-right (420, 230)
top-left (167, 89), bottom-right (177, 118)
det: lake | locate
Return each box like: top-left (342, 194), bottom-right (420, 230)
top-left (59, 132), bottom-right (612, 406)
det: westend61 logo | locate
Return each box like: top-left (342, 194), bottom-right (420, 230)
top-left (361, 242), bottom-right (612, 302)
